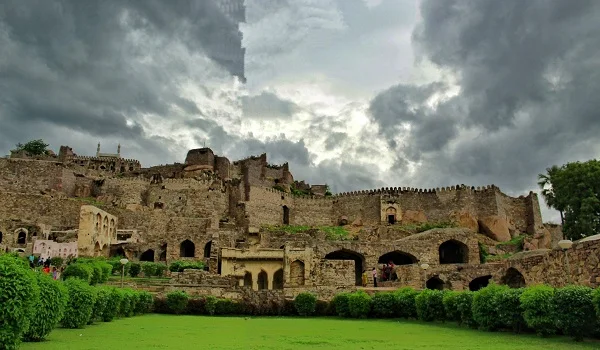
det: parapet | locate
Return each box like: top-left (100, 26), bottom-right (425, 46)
top-left (333, 184), bottom-right (500, 197)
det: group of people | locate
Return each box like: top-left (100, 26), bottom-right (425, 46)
top-left (362, 261), bottom-right (397, 287)
top-left (28, 255), bottom-right (61, 280)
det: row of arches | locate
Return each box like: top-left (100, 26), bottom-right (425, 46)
top-left (179, 240), bottom-right (212, 259)
top-left (425, 268), bottom-right (526, 291)
top-left (244, 269), bottom-right (284, 290)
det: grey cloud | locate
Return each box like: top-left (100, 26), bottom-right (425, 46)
top-left (241, 92), bottom-right (300, 119)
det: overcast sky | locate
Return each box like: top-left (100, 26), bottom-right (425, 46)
top-left (2, 0), bottom-right (600, 223)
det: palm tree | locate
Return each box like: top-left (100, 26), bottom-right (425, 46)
top-left (537, 165), bottom-right (564, 225)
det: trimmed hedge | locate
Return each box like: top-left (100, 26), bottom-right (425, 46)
top-left (348, 291), bottom-right (372, 318)
top-left (395, 288), bottom-right (418, 318)
top-left (332, 292), bottom-right (351, 317)
top-left (520, 285), bottom-right (556, 337)
top-left (442, 291), bottom-right (461, 322)
top-left (294, 292), bottom-right (317, 316)
top-left (554, 286), bottom-right (596, 341)
top-left (168, 260), bottom-right (205, 272)
top-left (372, 292), bottom-right (397, 318)
top-left (62, 263), bottom-right (93, 284)
top-left (142, 262), bottom-right (157, 277)
top-left (496, 287), bottom-right (526, 333)
top-left (102, 287), bottom-right (122, 322)
top-left (62, 278), bottom-right (96, 328)
top-left (129, 262), bottom-right (141, 278)
top-left (455, 291), bottom-right (477, 328)
top-left (0, 254), bottom-right (40, 350)
top-left (89, 287), bottom-right (110, 324)
top-left (136, 291), bottom-right (155, 314)
top-left (416, 289), bottom-right (445, 322)
top-left (23, 273), bottom-right (68, 342)
top-left (166, 291), bottom-right (189, 314)
top-left (472, 284), bottom-right (505, 331)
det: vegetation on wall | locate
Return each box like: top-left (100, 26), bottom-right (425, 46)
top-left (538, 159), bottom-right (600, 239)
top-left (261, 225), bottom-right (352, 240)
top-left (12, 139), bottom-right (50, 156)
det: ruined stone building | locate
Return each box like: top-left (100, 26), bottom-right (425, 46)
top-left (2, 143), bottom-right (595, 300)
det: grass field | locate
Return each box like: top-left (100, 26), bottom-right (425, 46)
top-left (22, 315), bottom-right (600, 350)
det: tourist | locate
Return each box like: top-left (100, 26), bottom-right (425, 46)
top-left (52, 266), bottom-right (59, 280)
top-left (28, 254), bottom-right (35, 268)
top-left (43, 265), bottom-right (50, 274)
top-left (388, 260), bottom-right (396, 281)
top-left (361, 270), bottom-right (368, 287)
top-left (372, 267), bottom-right (377, 287)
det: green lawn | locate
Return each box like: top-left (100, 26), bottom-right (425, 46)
top-left (22, 315), bottom-right (600, 350)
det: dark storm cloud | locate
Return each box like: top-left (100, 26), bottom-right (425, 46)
top-left (241, 92), bottom-right (300, 119)
top-left (370, 0), bottom-right (600, 195)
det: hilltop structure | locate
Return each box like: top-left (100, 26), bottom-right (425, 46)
top-left (1, 143), bottom-right (591, 300)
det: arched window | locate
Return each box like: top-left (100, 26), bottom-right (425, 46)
top-left (243, 271), bottom-right (253, 287)
top-left (140, 249), bottom-right (155, 262)
top-left (204, 241), bottom-right (212, 259)
top-left (273, 269), bottom-right (284, 289)
top-left (501, 268), bottom-right (526, 288)
top-left (258, 270), bottom-right (268, 290)
top-left (386, 207), bottom-right (397, 224)
top-left (324, 249), bottom-right (365, 286)
top-left (17, 231), bottom-right (26, 244)
top-left (469, 275), bottom-right (492, 291)
top-left (289, 260), bottom-right (305, 286)
top-left (426, 276), bottom-right (446, 290)
top-left (180, 240), bottom-right (195, 258)
top-left (439, 239), bottom-right (469, 264)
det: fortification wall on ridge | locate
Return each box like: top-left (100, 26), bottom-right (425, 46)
top-left (0, 158), bottom-right (66, 194)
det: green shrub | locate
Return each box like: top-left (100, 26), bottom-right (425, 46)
top-left (49, 257), bottom-right (64, 268)
top-left (394, 288), bottom-right (418, 318)
top-left (168, 260), bottom-right (205, 272)
top-left (496, 288), bottom-right (526, 333)
top-left (294, 292), bottom-right (317, 316)
top-left (332, 293), bottom-right (351, 317)
top-left (442, 291), bottom-right (460, 322)
top-left (205, 295), bottom-right (217, 315)
top-left (89, 263), bottom-right (104, 285)
top-left (415, 289), bottom-right (445, 322)
top-left (62, 278), bottom-right (96, 328)
top-left (520, 285), bottom-right (556, 337)
top-left (98, 263), bottom-right (112, 283)
top-left (117, 289), bottom-right (131, 317)
top-left (136, 291), bottom-right (154, 314)
top-left (24, 273), bottom-right (68, 341)
top-left (215, 298), bottom-right (239, 315)
top-left (166, 291), bottom-right (189, 314)
top-left (372, 292), bottom-right (397, 318)
top-left (0, 255), bottom-right (40, 349)
top-left (348, 291), bottom-right (372, 318)
top-left (62, 263), bottom-right (93, 283)
top-left (129, 262), bottom-right (141, 278)
top-left (102, 287), bottom-right (122, 322)
top-left (455, 291), bottom-right (477, 328)
top-left (154, 263), bottom-right (167, 277)
top-left (89, 287), bottom-right (109, 324)
top-left (472, 284), bottom-right (505, 331)
top-left (555, 286), bottom-right (596, 341)
top-left (142, 262), bottom-right (157, 277)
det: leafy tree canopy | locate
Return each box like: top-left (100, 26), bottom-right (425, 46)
top-left (12, 139), bottom-right (50, 156)
top-left (538, 159), bottom-right (600, 240)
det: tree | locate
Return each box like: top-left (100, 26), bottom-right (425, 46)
top-left (13, 139), bottom-right (50, 156)
top-left (538, 160), bottom-right (600, 239)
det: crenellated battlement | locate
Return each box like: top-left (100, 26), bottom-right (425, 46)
top-left (332, 184), bottom-right (500, 197)
top-left (70, 155), bottom-right (141, 164)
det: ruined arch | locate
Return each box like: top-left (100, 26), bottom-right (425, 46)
top-left (204, 241), bottom-right (212, 259)
top-left (94, 242), bottom-right (102, 256)
top-left (180, 240), bottom-right (195, 258)
top-left (386, 207), bottom-right (397, 224)
top-left (159, 243), bottom-right (167, 262)
top-left (469, 275), bottom-right (492, 291)
top-left (140, 249), bottom-right (155, 262)
top-left (289, 260), bottom-right (305, 286)
top-left (282, 205), bottom-right (290, 225)
top-left (426, 276), bottom-right (446, 290)
top-left (273, 269), bottom-right (284, 289)
top-left (110, 246), bottom-right (126, 258)
top-left (501, 268), bottom-right (526, 288)
top-left (325, 249), bottom-right (365, 286)
top-left (17, 230), bottom-right (26, 245)
top-left (243, 271), bottom-right (253, 287)
top-left (378, 251), bottom-right (417, 265)
top-left (258, 270), bottom-right (268, 290)
top-left (439, 239), bottom-right (469, 264)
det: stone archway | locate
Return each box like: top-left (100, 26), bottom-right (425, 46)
top-left (439, 239), bottom-right (469, 264)
top-left (110, 246), bottom-right (127, 258)
top-left (426, 276), bottom-right (446, 290)
top-left (469, 275), bottom-right (492, 291)
top-left (243, 271), bottom-right (253, 287)
top-left (94, 242), bottom-right (102, 256)
top-left (273, 269), bottom-right (284, 289)
top-left (180, 240), bottom-right (195, 258)
top-left (204, 241), bottom-right (212, 259)
top-left (289, 260), bottom-right (305, 286)
top-left (501, 268), bottom-right (526, 288)
top-left (17, 230), bottom-right (26, 245)
top-left (386, 207), bottom-right (397, 224)
top-left (258, 270), bottom-right (268, 290)
top-left (324, 249), bottom-right (365, 286)
top-left (140, 249), bottom-right (155, 262)
top-left (378, 251), bottom-right (417, 265)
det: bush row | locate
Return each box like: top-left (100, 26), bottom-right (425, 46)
top-left (168, 260), bottom-right (205, 273)
top-left (0, 253), bottom-right (154, 350)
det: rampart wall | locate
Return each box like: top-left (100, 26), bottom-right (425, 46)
top-left (0, 192), bottom-right (82, 228)
top-left (0, 158), bottom-right (69, 194)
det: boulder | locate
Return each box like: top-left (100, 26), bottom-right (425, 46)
top-left (478, 215), bottom-right (511, 242)
top-left (450, 211), bottom-right (478, 232)
top-left (402, 210), bottom-right (427, 224)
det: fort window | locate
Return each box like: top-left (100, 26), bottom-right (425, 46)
top-left (325, 249), bottom-right (365, 286)
top-left (243, 272), bottom-right (253, 287)
top-left (282, 205), bottom-right (290, 225)
top-left (426, 276), bottom-right (446, 290)
top-left (100, 165), bottom-right (106, 170)
top-left (204, 241), bottom-right (212, 259)
top-left (154, 202), bottom-right (164, 209)
top-left (129, 166), bottom-right (134, 171)
top-left (120, 166), bottom-right (125, 173)
top-left (501, 268), bottom-right (526, 288)
top-left (180, 240), bottom-right (195, 258)
top-left (386, 207), bottom-right (397, 224)
top-left (140, 249), bottom-right (155, 262)
top-left (289, 260), bottom-right (305, 286)
top-left (17, 231), bottom-right (26, 244)
top-left (439, 239), bottom-right (469, 264)
top-left (469, 275), bottom-right (492, 291)
top-left (273, 269), bottom-right (284, 289)
top-left (258, 270), bottom-right (268, 290)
